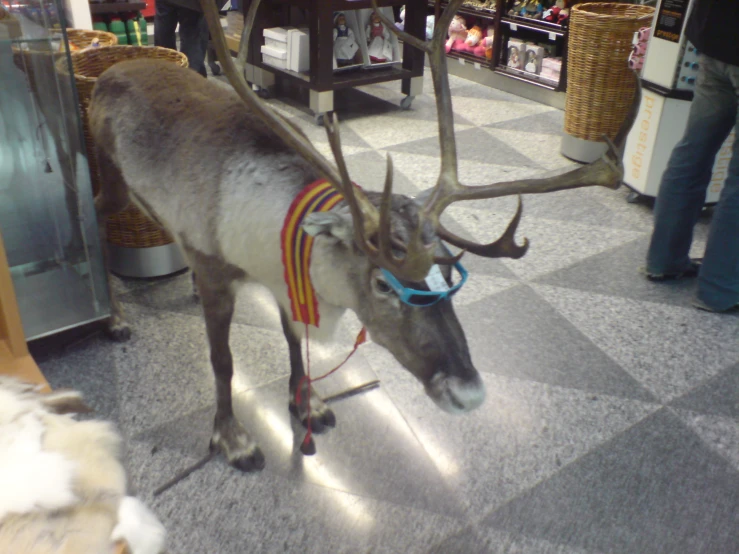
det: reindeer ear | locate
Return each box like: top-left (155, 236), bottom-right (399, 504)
top-left (302, 211), bottom-right (354, 243)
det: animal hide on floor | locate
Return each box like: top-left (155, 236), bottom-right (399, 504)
top-left (0, 377), bottom-right (166, 554)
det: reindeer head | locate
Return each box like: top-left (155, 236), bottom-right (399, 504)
top-left (200, 0), bottom-right (639, 414)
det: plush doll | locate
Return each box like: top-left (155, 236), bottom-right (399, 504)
top-left (333, 12), bottom-right (359, 67)
top-left (463, 25), bottom-right (483, 53)
top-left (508, 0), bottom-right (525, 16)
top-left (446, 14), bottom-right (467, 53)
top-left (542, 6), bottom-right (561, 22)
top-left (520, 0), bottom-right (544, 19)
top-left (366, 11), bottom-right (393, 63)
top-left (485, 25), bottom-right (495, 59)
top-left (556, 0), bottom-right (570, 24)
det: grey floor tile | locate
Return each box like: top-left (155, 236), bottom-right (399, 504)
top-left (392, 126), bottom-right (543, 169)
top-left (113, 303), bottom-right (290, 437)
top-left (456, 285), bottom-right (657, 402)
top-left (484, 109), bottom-right (566, 135)
top-left (669, 362), bottom-right (739, 419)
top-left (360, 347), bottom-right (658, 520)
top-left (673, 408), bottom-right (739, 471)
top-left (225, 374), bottom-right (468, 519)
top-left (480, 409), bottom-right (739, 554)
top-left (532, 284), bottom-right (739, 402)
top-left (532, 237), bottom-right (705, 307)
top-left (127, 437), bottom-right (468, 554)
top-left (38, 333), bottom-right (121, 423)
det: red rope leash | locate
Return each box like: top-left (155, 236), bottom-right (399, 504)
top-left (295, 326), bottom-right (368, 451)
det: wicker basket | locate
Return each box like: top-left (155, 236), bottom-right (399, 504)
top-left (64, 46), bottom-right (188, 249)
top-left (12, 30), bottom-right (117, 96)
top-left (564, 3), bottom-right (654, 143)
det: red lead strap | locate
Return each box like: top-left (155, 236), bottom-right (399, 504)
top-left (295, 326), bottom-right (368, 452)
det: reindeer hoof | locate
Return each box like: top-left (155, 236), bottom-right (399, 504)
top-left (211, 420), bottom-right (265, 472)
top-left (289, 401), bottom-right (336, 434)
top-left (105, 317), bottom-right (131, 342)
top-left (232, 446), bottom-right (266, 472)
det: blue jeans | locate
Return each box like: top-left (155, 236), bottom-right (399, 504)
top-left (647, 54), bottom-right (739, 310)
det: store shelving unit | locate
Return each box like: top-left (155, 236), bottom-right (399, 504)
top-left (423, 0), bottom-right (573, 107)
top-left (238, 0), bottom-right (428, 123)
top-left (88, 1), bottom-right (146, 15)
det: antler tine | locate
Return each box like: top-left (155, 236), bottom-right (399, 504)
top-left (437, 195), bottom-right (529, 259)
top-left (324, 112), bottom-right (379, 245)
top-left (434, 74), bottom-right (642, 258)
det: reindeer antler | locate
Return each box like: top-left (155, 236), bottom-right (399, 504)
top-left (372, 0), bottom-right (639, 259)
top-left (202, 0), bottom-right (639, 282)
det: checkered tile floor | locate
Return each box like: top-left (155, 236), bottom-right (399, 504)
top-left (36, 71), bottom-right (739, 554)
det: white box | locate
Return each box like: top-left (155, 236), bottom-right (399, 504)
top-left (261, 44), bottom-right (288, 70)
top-left (287, 28), bottom-right (310, 73)
top-left (263, 27), bottom-right (289, 50)
top-left (623, 88), bottom-right (732, 203)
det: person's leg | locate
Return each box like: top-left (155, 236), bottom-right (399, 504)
top-left (646, 55), bottom-right (736, 276)
top-left (696, 62), bottom-right (739, 311)
top-left (178, 8), bottom-right (209, 77)
top-left (154, 0), bottom-right (178, 51)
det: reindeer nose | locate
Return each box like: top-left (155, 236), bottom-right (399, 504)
top-left (427, 372), bottom-right (485, 414)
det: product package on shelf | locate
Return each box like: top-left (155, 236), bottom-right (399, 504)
top-left (261, 26), bottom-right (310, 73)
top-left (524, 43), bottom-right (544, 74)
top-left (539, 56), bottom-right (561, 82)
top-left (287, 28), bottom-right (309, 73)
top-left (261, 27), bottom-right (289, 70)
top-left (628, 26), bottom-right (650, 72)
top-left (357, 7), bottom-right (400, 69)
top-left (507, 38), bottom-right (526, 70)
top-left (332, 10), bottom-right (363, 72)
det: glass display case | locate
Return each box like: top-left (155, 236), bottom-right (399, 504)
top-left (0, 0), bottom-right (109, 340)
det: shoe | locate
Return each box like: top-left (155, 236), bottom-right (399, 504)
top-left (645, 259), bottom-right (702, 282)
top-left (692, 298), bottom-right (739, 314)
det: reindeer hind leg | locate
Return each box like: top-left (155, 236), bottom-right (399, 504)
top-left (94, 146), bottom-right (132, 341)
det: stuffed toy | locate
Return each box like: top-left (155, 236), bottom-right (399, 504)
top-left (474, 26), bottom-right (495, 59)
top-left (463, 25), bottom-right (483, 53)
top-left (446, 14), bottom-right (468, 53)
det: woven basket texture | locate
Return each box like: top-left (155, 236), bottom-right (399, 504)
top-left (565, 3), bottom-right (654, 142)
top-left (65, 46), bottom-right (188, 249)
top-left (12, 30), bottom-right (117, 99)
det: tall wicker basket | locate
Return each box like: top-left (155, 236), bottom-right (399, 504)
top-left (562, 2), bottom-right (654, 162)
top-left (63, 46), bottom-right (188, 254)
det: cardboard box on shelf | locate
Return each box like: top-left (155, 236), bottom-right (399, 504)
top-left (507, 38), bottom-right (526, 70)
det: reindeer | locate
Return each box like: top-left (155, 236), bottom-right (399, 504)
top-left (88, 0), bottom-right (638, 471)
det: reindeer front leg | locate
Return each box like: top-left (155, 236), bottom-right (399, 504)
top-left (196, 271), bottom-right (265, 472)
top-left (279, 308), bottom-right (336, 434)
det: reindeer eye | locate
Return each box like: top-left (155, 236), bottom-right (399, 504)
top-left (374, 278), bottom-right (392, 294)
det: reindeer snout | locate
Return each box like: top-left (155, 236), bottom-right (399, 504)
top-left (426, 372), bottom-right (485, 414)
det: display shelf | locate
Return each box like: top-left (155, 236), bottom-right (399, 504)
top-left (501, 16), bottom-right (564, 37)
top-left (88, 1), bottom-right (146, 15)
top-left (446, 48), bottom-right (493, 68)
top-left (428, 1), bottom-right (496, 20)
top-left (494, 65), bottom-right (557, 90)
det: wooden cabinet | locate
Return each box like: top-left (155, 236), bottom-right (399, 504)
top-left (236, 0), bottom-right (428, 122)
